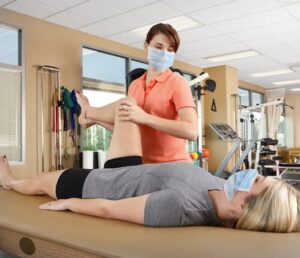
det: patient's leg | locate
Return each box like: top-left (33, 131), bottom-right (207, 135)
top-left (106, 97), bottom-right (142, 161)
top-left (0, 156), bottom-right (64, 199)
top-left (76, 91), bottom-right (121, 125)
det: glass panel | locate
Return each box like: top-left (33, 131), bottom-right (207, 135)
top-left (82, 89), bottom-right (125, 151)
top-left (0, 69), bottom-right (22, 160)
top-left (82, 48), bottom-right (126, 85)
top-left (239, 88), bottom-right (250, 107)
top-left (130, 60), bottom-right (148, 71)
top-left (251, 92), bottom-right (263, 106)
top-left (0, 26), bottom-right (19, 66)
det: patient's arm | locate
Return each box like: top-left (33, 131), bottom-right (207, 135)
top-left (39, 195), bottom-right (148, 225)
top-left (79, 109), bottom-right (114, 131)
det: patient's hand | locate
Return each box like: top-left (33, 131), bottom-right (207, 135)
top-left (39, 199), bottom-right (69, 211)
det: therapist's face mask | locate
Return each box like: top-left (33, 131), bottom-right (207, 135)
top-left (224, 169), bottom-right (259, 201)
top-left (147, 47), bottom-right (175, 72)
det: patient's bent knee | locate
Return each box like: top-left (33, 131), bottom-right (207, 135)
top-left (122, 96), bottom-right (137, 105)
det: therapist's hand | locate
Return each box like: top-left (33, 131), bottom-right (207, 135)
top-left (118, 99), bottom-right (149, 124)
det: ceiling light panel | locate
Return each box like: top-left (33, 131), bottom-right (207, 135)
top-left (289, 88), bottom-right (300, 91)
top-left (273, 79), bottom-right (300, 85)
top-left (251, 69), bottom-right (293, 77)
top-left (131, 16), bottom-right (200, 38)
top-left (205, 50), bottom-right (260, 62)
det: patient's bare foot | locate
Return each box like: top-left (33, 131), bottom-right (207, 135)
top-left (78, 109), bottom-right (92, 128)
top-left (75, 91), bottom-right (90, 110)
top-left (0, 156), bottom-right (14, 189)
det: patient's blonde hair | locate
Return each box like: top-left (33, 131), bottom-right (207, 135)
top-left (236, 180), bottom-right (300, 233)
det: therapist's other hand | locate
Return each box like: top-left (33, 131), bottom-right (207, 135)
top-left (118, 100), bottom-right (149, 124)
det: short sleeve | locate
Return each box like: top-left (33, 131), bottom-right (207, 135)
top-left (172, 76), bottom-right (195, 110)
top-left (144, 189), bottom-right (185, 227)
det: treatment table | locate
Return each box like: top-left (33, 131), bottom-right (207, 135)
top-left (0, 187), bottom-right (299, 258)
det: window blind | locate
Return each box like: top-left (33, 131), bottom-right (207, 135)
top-left (0, 69), bottom-right (22, 161)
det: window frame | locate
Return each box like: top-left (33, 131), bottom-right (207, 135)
top-left (238, 87), bottom-right (264, 107)
top-left (0, 22), bottom-right (25, 165)
top-left (82, 45), bottom-right (128, 90)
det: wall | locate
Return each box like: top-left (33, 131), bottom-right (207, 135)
top-left (238, 80), bottom-right (266, 94)
top-left (203, 66), bottom-right (239, 172)
top-left (0, 8), bottom-right (201, 178)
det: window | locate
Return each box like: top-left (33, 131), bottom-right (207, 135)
top-left (0, 25), bottom-right (23, 162)
top-left (130, 59), bottom-right (148, 71)
top-left (238, 88), bottom-right (263, 107)
top-left (239, 88), bottom-right (250, 107)
top-left (82, 48), bottom-right (126, 85)
top-left (277, 116), bottom-right (286, 147)
top-left (81, 89), bottom-right (124, 151)
top-left (251, 91), bottom-right (263, 106)
top-left (82, 47), bottom-right (127, 151)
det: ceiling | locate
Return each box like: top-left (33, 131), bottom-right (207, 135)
top-left (2, 0), bottom-right (300, 90)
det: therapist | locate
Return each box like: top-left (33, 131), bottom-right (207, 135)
top-left (77, 23), bottom-right (197, 164)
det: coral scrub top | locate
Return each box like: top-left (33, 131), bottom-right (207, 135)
top-left (128, 69), bottom-right (195, 163)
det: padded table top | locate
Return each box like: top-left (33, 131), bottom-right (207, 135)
top-left (0, 187), bottom-right (299, 258)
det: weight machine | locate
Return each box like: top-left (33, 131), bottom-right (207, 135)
top-left (210, 123), bottom-right (256, 177)
top-left (188, 72), bottom-right (217, 167)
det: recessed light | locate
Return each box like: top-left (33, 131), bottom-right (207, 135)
top-left (163, 16), bottom-right (200, 31)
top-left (250, 69), bottom-right (293, 77)
top-left (131, 16), bottom-right (200, 37)
top-left (205, 50), bottom-right (260, 62)
top-left (273, 79), bottom-right (300, 85)
top-left (289, 88), bottom-right (300, 91)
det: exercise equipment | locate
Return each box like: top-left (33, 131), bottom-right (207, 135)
top-left (209, 123), bottom-right (256, 177)
top-left (189, 72), bottom-right (217, 167)
top-left (37, 65), bottom-right (63, 171)
top-left (241, 99), bottom-right (284, 170)
top-left (1, 188), bottom-right (300, 258)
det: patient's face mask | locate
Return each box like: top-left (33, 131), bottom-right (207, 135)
top-left (224, 169), bottom-right (259, 201)
top-left (147, 47), bottom-right (175, 72)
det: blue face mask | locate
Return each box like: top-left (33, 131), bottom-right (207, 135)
top-left (224, 169), bottom-right (259, 201)
top-left (147, 47), bottom-right (175, 72)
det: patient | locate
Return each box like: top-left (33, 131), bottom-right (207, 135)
top-left (0, 97), bottom-right (299, 232)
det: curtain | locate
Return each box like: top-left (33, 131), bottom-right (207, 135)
top-left (265, 88), bottom-right (285, 139)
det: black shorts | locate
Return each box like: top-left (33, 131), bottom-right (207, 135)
top-left (56, 155), bottom-right (143, 199)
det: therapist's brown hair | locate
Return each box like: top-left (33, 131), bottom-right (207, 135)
top-left (145, 23), bottom-right (180, 52)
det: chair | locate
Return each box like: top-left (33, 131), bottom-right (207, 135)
top-left (126, 68), bottom-right (147, 93)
